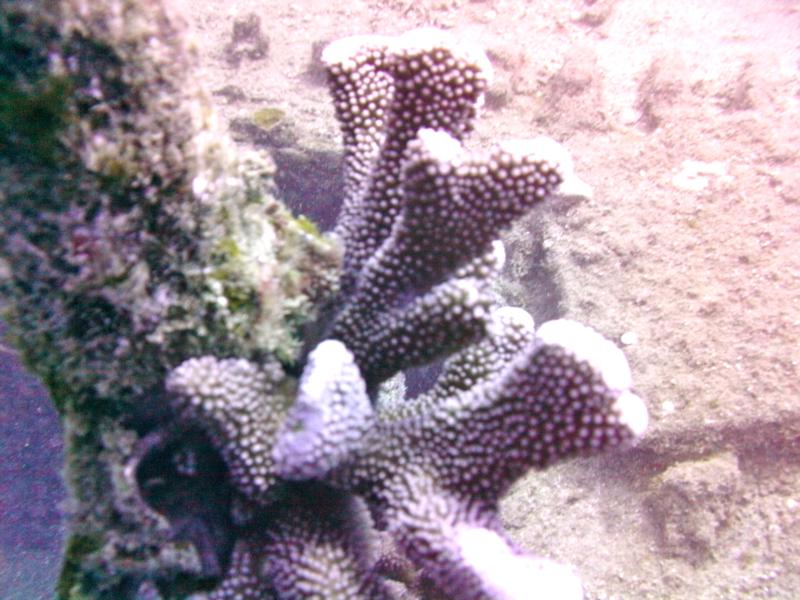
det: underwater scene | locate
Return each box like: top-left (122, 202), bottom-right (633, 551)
top-left (1, 0), bottom-right (798, 598)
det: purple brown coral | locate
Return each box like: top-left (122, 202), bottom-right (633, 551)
top-left (162, 27), bottom-right (647, 599)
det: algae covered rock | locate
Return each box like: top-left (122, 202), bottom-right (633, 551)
top-left (0, 0), bottom-right (336, 597)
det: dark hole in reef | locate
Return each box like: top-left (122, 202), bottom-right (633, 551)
top-left (271, 147), bottom-right (344, 232)
top-left (523, 242), bottom-right (564, 324)
top-left (404, 359), bottom-right (443, 399)
top-left (505, 218), bottom-right (566, 323)
top-left (66, 294), bottom-right (123, 338)
top-left (136, 428), bottom-right (236, 580)
top-left (122, 391), bottom-right (176, 437)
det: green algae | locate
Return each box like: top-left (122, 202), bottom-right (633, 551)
top-left (252, 106), bottom-right (286, 130)
top-left (295, 214), bottom-right (323, 239)
top-left (0, 74), bottom-right (72, 164)
top-left (57, 534), bottom-right (104, 600)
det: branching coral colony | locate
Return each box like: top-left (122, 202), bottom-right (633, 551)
top-left (165, 29), bottom-right (648, 599)
top-left (0, 3), bottom-right (646, 598)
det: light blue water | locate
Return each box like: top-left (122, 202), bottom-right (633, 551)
top-left (0, 323), bottom-right (65, 600)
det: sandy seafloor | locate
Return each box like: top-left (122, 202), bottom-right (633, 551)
top-left (2, 0), bottom-right (799, 598)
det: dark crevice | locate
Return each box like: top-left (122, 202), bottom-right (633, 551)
top-left (135, 427), bottom-right (236, 579)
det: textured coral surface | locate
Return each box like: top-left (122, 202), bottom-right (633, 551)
top-left (159, 27), bottom-right (647, 600)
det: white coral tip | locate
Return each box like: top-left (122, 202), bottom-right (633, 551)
top-left (322, 34), bottom-right (387, 68)
top-left (415, 128), bottom-right (465, 164)
top-left (535, 319), bottom-right (633, 392)
top-left (456, 526), bottom-right (583, 600)
top-left (613, 390), bottom-right (649, 437)
top-left (492, 305), bottom-right (534, 332)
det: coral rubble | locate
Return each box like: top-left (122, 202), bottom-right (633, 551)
top-left (0, 2), bottom-right (646, 599)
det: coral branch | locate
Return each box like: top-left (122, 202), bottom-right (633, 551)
top-left (273, 340), bottom-right (373, 480)
top-left (167, 356), bottom-right (286, 504)
top-left (325, 28), bottom-right (492, 287)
